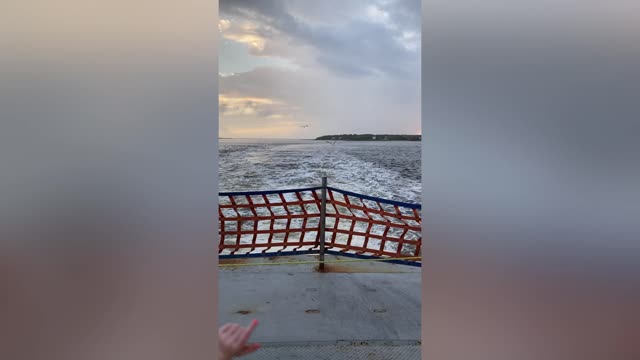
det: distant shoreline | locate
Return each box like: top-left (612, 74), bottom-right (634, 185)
top-left (219, 135), bottom-right (422, 141)
top-left (315, 134), bottom-right (421, 141)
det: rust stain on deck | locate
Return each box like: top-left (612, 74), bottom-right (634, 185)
top-left (347, 341), bottom-right (370, 346)
top-left (236, 310), bottom-right (252, 315)
top-left (314, 264), bottom-right (405, 273)
top-left (221, 255), bottom-right (417, 273)
top-left (220, 255), bottom-right (299, 266)
top-left (219, 257), bottom-right (251, 265)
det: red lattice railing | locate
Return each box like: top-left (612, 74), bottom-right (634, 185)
top-left (324, 187), bottom-right (421, 258)
top-left (219, 186), bottom-right (421, 258)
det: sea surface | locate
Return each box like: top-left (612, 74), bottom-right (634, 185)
top-left (219, 138), bottom-right (421, 204)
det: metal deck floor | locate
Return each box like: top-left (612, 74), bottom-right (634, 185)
top-left (219, 254), bottom-right (421, 359)
top-left (239, 342), bottom-right (421, 360)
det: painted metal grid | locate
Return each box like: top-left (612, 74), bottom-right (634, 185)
top-left (219, 187), bottom-right (421, 259)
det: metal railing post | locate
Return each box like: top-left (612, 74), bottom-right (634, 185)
top-left (318, 176), bottom-right (327, 271)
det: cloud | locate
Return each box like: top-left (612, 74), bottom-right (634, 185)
top-left (365, 5), bottom-right (394, 30)
top-left (316, 55), bottom-right (374, 77)
top-left (219, 67), bottom-right (420, 137)
top-left (218, 1), bottom-right (421, 138)
top-left (396, 31), bottom-right (420, 52)
top-left (219, 0), bottom-right (420, 79)
top-left (218, 92), bottom-right (306, 138)
top-left (219, 94), bottom-right (300, 117)
top-left (221, 117), bottom-right (302, 138)
top-left (218, 19), bottom-right (231, 32)
top-left (219, 19), bottom-right (267, 53)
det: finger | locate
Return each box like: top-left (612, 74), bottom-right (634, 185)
top-left (238, 319), bottom-right (259, 345)
top-left (228, 324), bottom-right (242, 337)
top-left (223, 325), bottom-right (241, 343)
top-left (247, 319), bottom-right (259, 333)
top-left (231, 328), bottom-right (248, 345)
top-left (219, 324), bottom-right (234, 334)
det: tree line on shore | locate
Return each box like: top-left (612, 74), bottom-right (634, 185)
top-left (315, 134), bottom-right (421, 141)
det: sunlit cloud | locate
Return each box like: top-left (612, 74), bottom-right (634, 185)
top-left (219, 94), bottom-right (284, 117)
top-left (219, 19), bottom-right (266, 53)
top-left (219, 94), bottom-right (307, 138)
top-left (219, 95), bottom-right (279, 106)
top-left (218, 19), bottom-right (231, 32)
top-left (222, 118), bottom-right (304, 139)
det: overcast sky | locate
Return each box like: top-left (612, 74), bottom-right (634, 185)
top-left (219, 0), bottom-right (421, 139)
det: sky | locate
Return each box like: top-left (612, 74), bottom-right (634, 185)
top-left (218, 0), bottom-right (421, 139)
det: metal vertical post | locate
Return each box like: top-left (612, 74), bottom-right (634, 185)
top-left (318, 176), bottom-right (327, 271)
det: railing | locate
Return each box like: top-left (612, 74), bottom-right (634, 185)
top-left (219, 178), bottom-right (421, 266)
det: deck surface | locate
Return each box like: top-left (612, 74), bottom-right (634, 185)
top-left (219, 254), bottom-right (421, 359)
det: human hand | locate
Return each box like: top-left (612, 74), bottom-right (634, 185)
top-left (218, 319), bottom-right (260, 359)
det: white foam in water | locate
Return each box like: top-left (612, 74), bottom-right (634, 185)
top-left (219, 139), bottom-right (421, 255)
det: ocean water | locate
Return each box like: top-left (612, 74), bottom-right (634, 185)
top-left (219, 139), bottom-right (421, 204)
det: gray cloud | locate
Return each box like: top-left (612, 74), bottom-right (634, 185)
top-left (218, 0), bottom-right (421, 138)
top-left (316, 55), bottom-right (374, 77)
top-left (220, 0), bottom-right (420, 79)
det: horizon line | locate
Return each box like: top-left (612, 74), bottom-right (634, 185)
top-left (219, 134), bottom-right (422, 140)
